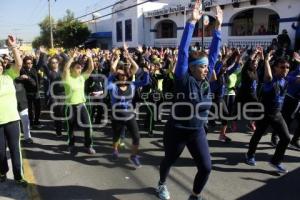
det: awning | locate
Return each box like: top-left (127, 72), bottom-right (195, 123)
top-left (90, 32), bottom-right (112, 38)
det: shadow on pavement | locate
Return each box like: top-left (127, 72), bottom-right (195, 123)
top-left (237, 167), bottom-right (300, 200)
top-left (33, 184), bottom-right (157, 200)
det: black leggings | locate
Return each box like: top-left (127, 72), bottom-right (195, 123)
top-left (0, 121), bottom-right (24, 180)
top-left (247, 112), bottom-right (291, 164)
top-left (111, 117), bottom-right (140, 146)
top-left (50, 98), bottom-right (64, 135)
top-left (279, 95), bottom-right (300, 141)
top-left (217, 97), bottom-right (229, 126)
top-left (88, 97), bottom-right (104, 124)
top-left (65, 104), bottom-right (93, 147)
top-left (27, 95), bottom-right (41, 125)
top-left (159, 121), bottom-right (211, 195)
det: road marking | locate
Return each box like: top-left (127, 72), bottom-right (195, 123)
top-left (23, 153), bottom-right (41, 200)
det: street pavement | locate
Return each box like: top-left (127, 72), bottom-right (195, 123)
top-left (0, 109), bottom-right (299, 200)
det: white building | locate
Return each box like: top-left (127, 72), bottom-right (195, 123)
top-left (87, 0), bottom-right (300, 49)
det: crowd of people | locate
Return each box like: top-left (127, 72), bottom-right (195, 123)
top-left (0, 1), bottom-right (299, 199)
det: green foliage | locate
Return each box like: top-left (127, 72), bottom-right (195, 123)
top-left (32, 10), bottom-right (91, 49)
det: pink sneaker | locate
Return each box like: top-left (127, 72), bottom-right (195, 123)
top-left (247, 122), bottom-right (256, 132)
top-left (231, 121), bottom-right (238, 132)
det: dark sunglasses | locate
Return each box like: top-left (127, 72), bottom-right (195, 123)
top-left (280, 65), bottom-right (290, 70)
top-left (118, 73), bottom-right (127, 77)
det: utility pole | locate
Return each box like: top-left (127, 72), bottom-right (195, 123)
top-left (48, 0), bottom-right (54, 48)
top-left (201, 0), bottom-right (204, 51)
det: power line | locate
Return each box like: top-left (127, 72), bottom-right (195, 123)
top-left (81, 0), bottom-right (158, 23)
top-left (74, 0), bottom-right (130, 20)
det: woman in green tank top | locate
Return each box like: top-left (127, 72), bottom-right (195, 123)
top-left (0, 35), bottom-right (27, 186)
top-left (62, 50), bottom-right (95, 155)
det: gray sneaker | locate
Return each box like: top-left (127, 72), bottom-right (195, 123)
top-left (156, 183), bottom-right (170, 200)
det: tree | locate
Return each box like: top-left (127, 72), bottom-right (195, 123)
top-left (32, 10), bottom-right (91, 49)
top-left (32, 16), bottom-right (56, 48)
top-left (56, 10), bottom-right (90, 48)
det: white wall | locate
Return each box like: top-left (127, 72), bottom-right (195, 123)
top-left (109, 0), bottom-right (300, 48)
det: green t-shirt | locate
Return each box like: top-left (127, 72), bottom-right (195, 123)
top-left (226, 68), bottom-right (241, 95)
top-left (64, 74), bottom-right (88, 105)
top-left (0, 68), bottom-right (20, 125)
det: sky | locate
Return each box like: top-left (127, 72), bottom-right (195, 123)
top-left (0, 0), bottom-right (117, 42)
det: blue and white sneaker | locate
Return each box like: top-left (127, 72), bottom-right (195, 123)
top-left (269, 162), bottom-right (288, 174)
top-left (156, 183), bottom-right (170, 200)
top-left (129, 155), bottom-right (142, 168)
top-left (112, 150), bottom-right (119, 161)
top-left (245, 154), bottom-right (256, 166)
top-left (188, 195), bottom-right (205, 200)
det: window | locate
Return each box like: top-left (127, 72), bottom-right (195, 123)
top-left (268, 14), bottom-right (279, 35)
top-left (231, 9), bottom-right (279, 36)
top-left (156, 20), bottom-right (177, 39)
top-left (116, 21), bottom-right (123, 42)
top-left (125, 19), bottom-right (132, 41)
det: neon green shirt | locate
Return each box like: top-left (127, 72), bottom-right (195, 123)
top-left (226, 68), bottom-right (241, 95)
top-left (64, 74), bottom-right (88, 105)
top-left (0, 68), bottom-right (20, 125)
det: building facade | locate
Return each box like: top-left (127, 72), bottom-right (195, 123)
top-left (88, 0), bottom-right (300, 49)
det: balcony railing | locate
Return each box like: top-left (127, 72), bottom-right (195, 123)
top-left (191, 37), bottom-right (213, 49)
top-left (227, 36), bottom-right (277, 48)
top-left (154, 38), bottom-right (178, 48)
top-left (154, 35), bottom-right (277, 49)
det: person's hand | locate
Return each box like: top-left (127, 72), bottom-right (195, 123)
top-left (265, 50), bottom-right (275, 62)
top-left (191, 0), bottom-right (203, 23)
top-left (39, 46), bottom-right (47, 54)
top-left (85, 49), bottom-right (93, 58)
top-left (293, 52), bottom-right (300, 63)
top-left (214, 5), bottom-right (223, 30)
top-left (123, 42), bottom-right (129, 53)
top-left (20, 75), bottom-right (29, 80)
top-left (254, 46), bottom-right (263, 60)
top-left (143, 67), bottom-right (149, 73)
top-left (91, 91), bottom-right (103, 96)
top-left (235, 48), bottom-right (242, 62)
top-left (6, 35), bottom-right (17, 48)
top-left (137, 45), bottom-right (143, 53)
top-left (69, 49), bottom-right (79, 59)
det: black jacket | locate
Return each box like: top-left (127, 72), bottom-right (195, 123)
top-left (20, 67), bottom-right (40, 97)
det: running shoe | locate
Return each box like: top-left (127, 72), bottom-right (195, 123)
top-left (289, 139), bottom-right (300, 150)
top-left (148, 130), bottom-right (154, 137)
top-left (86, 147), bottom-right (96, 155)
top-left (219, 135), bottom-right (232, 143)
top-left (245, 153), bottom-right (256, 166)
top-left (24, 138), bottom-right (34, 144)
top-left (231, 121), bottom-right (238, 132)
top-left (156, 183), bottom-right (170, 200)
top-left (16, 179), bottom-right (28, 187)
top-left (112, 150), bottom-right (119, 161)
top-left (188, 195), bottom-right (205, 200)
top-left (269, 162), bottom-right (288, 174)
top-left (129, 155), bottom-right (142, 168)
top-left (0, 174), bottom-right (7, 182)
top-left (68, 146), bottom-right (76, 155)
top-left (56, 132), bottom-right (63, 137)
top-left (271, 136), bottom-right (279, 147)
top-left (246, 122), bottom-right (256, 132)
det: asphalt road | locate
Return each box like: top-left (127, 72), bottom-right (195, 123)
top-left (1, 109), bottom-right (299, 200)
